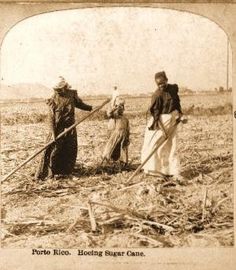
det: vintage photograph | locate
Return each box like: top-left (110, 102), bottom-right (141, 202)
top-left (1, 6), bottom-right (233, 251)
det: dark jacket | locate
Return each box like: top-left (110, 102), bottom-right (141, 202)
top-left (149, 84), bottom-right (182, 130)
top-left (47, 89), bottom-right (92, 135)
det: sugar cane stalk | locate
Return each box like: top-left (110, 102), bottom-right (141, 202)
top-left (1, 98), bottom-right (111, 183)
top-left (201, 186), bottom-right (208, 222)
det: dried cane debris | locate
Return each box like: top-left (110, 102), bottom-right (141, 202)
top-left (1, 109), bottom-right (233, 248)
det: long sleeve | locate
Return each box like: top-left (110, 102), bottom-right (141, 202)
top-left (126, 119), bottom-right (130, 145)
top-left (46, 98), bottom-right (56, 135)
top-left (174, 85), bottom-right (182, 114)
top-left (73, 91), bottom-right (93, 111)
top-left (148, 91), bottom-right (163, 130)
top-left (106, 106), bottom-right (115, 119)
top-left (150, 91), bottom-right (162, 122)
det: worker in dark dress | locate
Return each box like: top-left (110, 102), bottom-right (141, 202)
top-left (141, 71), bottom-right (183, 178)
top-left (35, 77), bottom-right (93, 180)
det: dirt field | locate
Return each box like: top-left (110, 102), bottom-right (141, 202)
top-left (1, 93), bottom-right (233, 248)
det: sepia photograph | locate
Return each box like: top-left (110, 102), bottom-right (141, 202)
top-left (0, 1), bottom-right (235, 269)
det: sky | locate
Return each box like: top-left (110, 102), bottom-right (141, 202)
top-left (0, 7), bottom-right (232, 96)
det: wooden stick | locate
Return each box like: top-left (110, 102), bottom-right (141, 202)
top-left (212, 197), bottom-right (230, 214)
top-left (90, 201), bottom-right (174, 231)
top-left (66, 206), bottom-right (89, 232)
top-left (130, 233), bottom-right (162, 247)
top-left (126, 216), bottom-right (174, 232)
top-left (1, 98), bottom-right (110, 183)
top-left (98, 214), bottom-right (124, 225)
top-left (90, 200), bottom-right (143, 218)
top-left (201, 186), bottom-right (208, 222)
top-left (117, 170), bottom-right (171, 192)
top-left (146, 170), bottom-right (169, 179)
top-left (158, 119), bottom-right (168, 138)
top-left (117, 181), bottom-right (144, 192)
top-left (88, 202), bottom-right (97, 232)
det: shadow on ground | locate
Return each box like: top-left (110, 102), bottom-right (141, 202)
top-left (73, 162), bottom-right (140, 177)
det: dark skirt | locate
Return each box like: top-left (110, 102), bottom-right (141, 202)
top-left (35, 128), bottom-right (77, 180)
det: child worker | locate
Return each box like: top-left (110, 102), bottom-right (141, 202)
top-left (102, 96), bottom-right (130, 166)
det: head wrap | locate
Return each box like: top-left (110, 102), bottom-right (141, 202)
top-left (53, 76), bottom-right (71, 90)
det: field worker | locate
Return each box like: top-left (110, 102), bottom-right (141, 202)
top-left (35, 77), bottom-right (93, 180)
top-left (141, 71), bottom-right (183, 179)
top-left (102, 97), bottom-right (130, 166)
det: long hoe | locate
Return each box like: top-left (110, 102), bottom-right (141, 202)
top-left (126, 120), bottom-right (181, 184)
top-left (1, 98), bottom-right (111, 183)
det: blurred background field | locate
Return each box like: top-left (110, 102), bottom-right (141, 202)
top-left (0, 92), bottom-right (232, 125)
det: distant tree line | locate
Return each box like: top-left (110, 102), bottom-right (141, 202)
top-left (180, 86), bottom-right (232, 94)
top-left (215, 86), bottom-right (232, 92)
